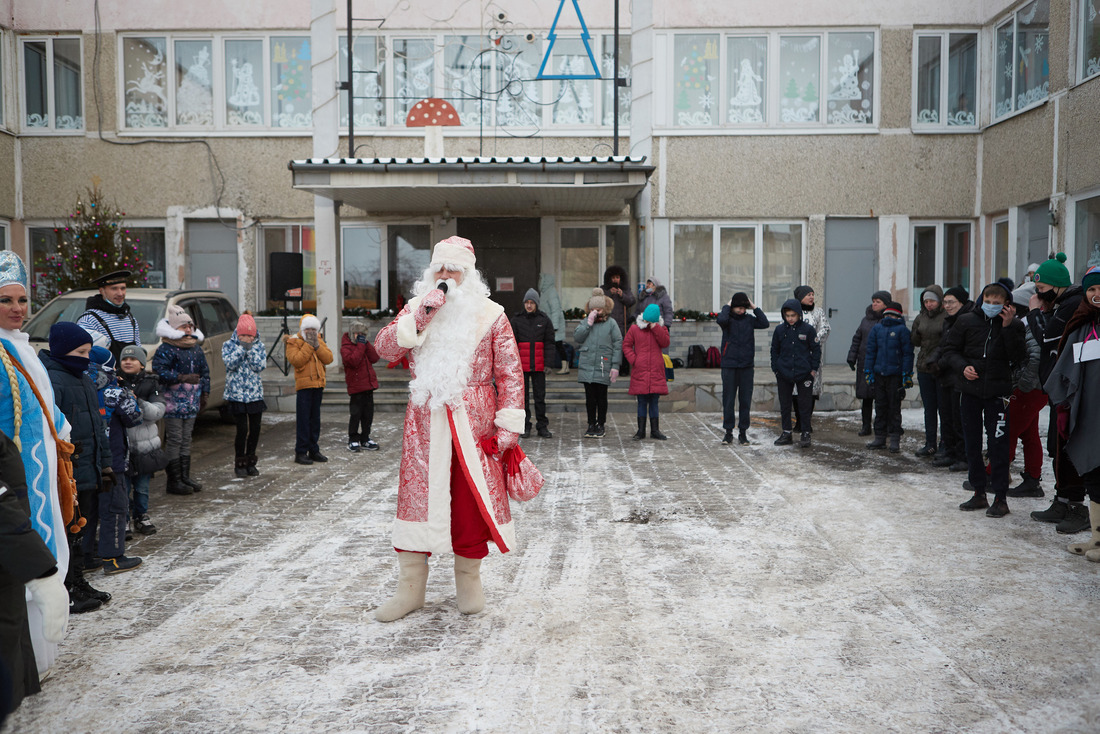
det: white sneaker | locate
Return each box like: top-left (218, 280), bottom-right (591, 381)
top-left (348, 441), bottom-right (362, 452)
top-left (364, 439), bottom-right (379, 451)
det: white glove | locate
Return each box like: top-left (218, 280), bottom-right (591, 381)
top-left (26, 574), bottom-right (69, 643)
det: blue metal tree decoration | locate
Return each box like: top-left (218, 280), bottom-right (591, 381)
top-left (536, 0), bottom-right (600, 80)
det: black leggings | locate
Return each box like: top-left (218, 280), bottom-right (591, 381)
top-left (234, 412), bottom-right (262, 457)
top-left (583, 382), bottom-right (609, 425)
top-left (349, 390), bottom-right (375, 442)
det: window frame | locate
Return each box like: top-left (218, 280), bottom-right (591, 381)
top-left (992, 0), bottom-right (1050, 122)
top-left (334, 221), bottom-right (436, 312)
top-left (661, 28), bottom-right (879, 133)
top-left (1080, 0), bottom-right (1100, 83)
top-left (1067, 187), bottom-right (1100, 277)
top-left (669, 220), bottom-right (807, 315)
top-left (20, 35), bottom-right (84, 135)
top-left (910, 220), bottom-right (975, 312)
top-left (0, 220), bottom-right (8, 251)
top-left (911, 30), bottom-right (980, 132)
top-left (556, 222), bottom-right (632, 311)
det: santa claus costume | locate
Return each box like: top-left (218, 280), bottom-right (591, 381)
top-left (373, 236), bottom-right (526, 621)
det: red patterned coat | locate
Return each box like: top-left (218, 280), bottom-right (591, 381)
top-left (374, 296), bottom-right (526, 555)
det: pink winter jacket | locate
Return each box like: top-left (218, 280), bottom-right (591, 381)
top-left (623, 317), bottom-right (670, 396)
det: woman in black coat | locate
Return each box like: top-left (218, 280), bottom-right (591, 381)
top-left (846, 291), bottom-right (890, 435)
top-left (924, 288), bottom-right (974, 470)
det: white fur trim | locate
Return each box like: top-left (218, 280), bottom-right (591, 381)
top-left (450, 404), bottom-right (511, 553)
top-left (396, 307), bottom-right (427, 349)
top-left (494, 408), bottom-right (526, 434)
top-left (298, 315), bottom-right (321, 335)
top-left (430, 241), bottom-right (476, 271)
top-left (155, 319), bottom-right (205, 344)
top-left (635, 313), bottom-right (663, 328)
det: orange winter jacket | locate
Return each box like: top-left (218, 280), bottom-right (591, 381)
top-left (286, 336), bottom-right (334, 390)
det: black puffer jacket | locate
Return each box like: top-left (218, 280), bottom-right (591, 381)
top-left (940, 310), bottom-right (1027, 399)
top-left (39, 350), bottom-right (111, 492)
top-left (924, 300), bottom-right (975, 390)
top-left (510, 308), bottom-right (556, 373)
top-left (716, 305), bottom-right (769, 369)
top-left (771, 299), bottom-right (821, 381)
top-left (1026, 285), bottom-right (1084, 385)
top-left (846, 305), bottom-right (884, 399)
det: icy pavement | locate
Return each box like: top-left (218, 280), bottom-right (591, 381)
top-left (8, 409), bottom-right (1100, 733)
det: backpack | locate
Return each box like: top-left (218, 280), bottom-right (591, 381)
top-left (687, 345), bottom-right (707, 368)
top-left (705, 346), bottom-right (721, 368)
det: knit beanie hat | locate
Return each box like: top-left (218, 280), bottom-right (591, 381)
top-left (643, 304), bottom-right (661, 323)
top-left (919, 288), bottom-right (940, 303)
top-left (1082, 265), bottom-right (1100, 290)
top-left (523, 288), bottom-right (540, 308)
top-left (871, 290), bottom-right (892, 304)
top-left (1033, 252), bottom-right (1071, 287)
top-left (587, 288), bottom-right (607, 312)
top-left (730, 292), bottom-right (751, 308)
top-left (882, 302), bottom-right (903, 318)
top-left (1011, 282), bottom-right (1036, 309)
top-left (944, 286), bottom-right (970, 303)
top-left (90, 345), bottom-right (115, 370)
top-left (794, 285), bottom-right (814, 302)
top-left (119, 344), bottom-right (147, 366)
top-left (167, 304), bottom-right (193, 329)
top-left (236, 311), bottom-right (257, 337)
top-left (48, 322), bottom-right (93, 356)
top-left (348, 319), bottom-right (368, 336)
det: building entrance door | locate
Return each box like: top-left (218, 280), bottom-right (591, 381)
top-left (187, 222), bottom-right (239, 307)
top-left (824, 218), bottom-right (878, 365)
top-left (457, 218), bottom-right (540, 316)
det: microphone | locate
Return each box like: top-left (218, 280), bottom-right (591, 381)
top-left (425, 281), bottom-right (448, 314)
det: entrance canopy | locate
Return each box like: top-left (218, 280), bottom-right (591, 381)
top-left (288, 156), bottom-right (653, 216)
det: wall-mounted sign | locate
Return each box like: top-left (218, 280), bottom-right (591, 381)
top-left (496, 277), bottom-right (514, 292)
top-left (206, 275), bottom-right (220, 290)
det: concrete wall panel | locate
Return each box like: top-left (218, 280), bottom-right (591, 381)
top-left (981, 106), bottom-right (1054, 213)
top-left (878, 28), bottom-right (912, 130)
top-left (1062, 80), bottom-right (1100, 194)
top-left (0, 134), bottom-right (15, 219)
top-left (660, 133), bottom-right (977, 219)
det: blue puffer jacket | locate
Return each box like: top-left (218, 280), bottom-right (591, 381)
top-left (39, 350), bottom-right (111, 492)
top-left (716, 304), bottom-right (769, 368)
top-left (770, 298), bottom-right (821, 381)
top-left (222, 332), bottom-right (267, 404)
top-left (864, 316), bottom-right (915, 377)
top-left (152, 320), bottom-right (210, 419)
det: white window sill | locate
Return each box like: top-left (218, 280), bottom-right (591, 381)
top-left (989, 97), bottom-right (1049, 127)
top-left (653, 126), bottom-right (879, 136)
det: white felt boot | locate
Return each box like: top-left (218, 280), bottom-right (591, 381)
top-left (375, 552), bottom-right (429, 622)
top-left (454, 556), bottom-right (485, 615)
top-left (1069, 502), bottom-right (1100, 556)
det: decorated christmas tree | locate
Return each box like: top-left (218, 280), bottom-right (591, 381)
top-left (37, 181), bottom-right (149, 304)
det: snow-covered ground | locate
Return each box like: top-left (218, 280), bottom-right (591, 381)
top-left (9, 409), bottom-right (1099, 733)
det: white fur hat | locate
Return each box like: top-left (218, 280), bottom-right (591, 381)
top-left (299, 314), bottom-right (321, 335)
top-left (430, 236), bottom-right (476, 272)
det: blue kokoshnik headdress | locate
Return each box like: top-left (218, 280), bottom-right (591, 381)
top-left (0, 251), bottom-right (29, 292)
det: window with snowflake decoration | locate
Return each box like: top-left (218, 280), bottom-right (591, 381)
top-left (826, 32), bottom-right (873, 125)
top-left (993, 0), bottom-right (1049, 120)
top-left (778, 36), bottom-right (820, 124)
top-left (673, 35), bottom-right (719, 127)
top-left (174, 40), bottom-right (214, 127)
top-left (271, 37), bottom-right (311, 128)
top-left (1074, 195), bottom-right (1100, 276)
top-left (726, 37), bottom-right (767, 125)
top-left (495, 35), bottom-right (542, 128)
top-left (338, 36), bottom-right (385, 129)
top-left (551, 38), bottom-right (597, 125)
top-left (123, 37), bottom-right (168, 128)
top-left (601, 35), bottom-right (631, 127)
top-left (1082, 0), bottom-right (1100, 81)
top-left (225, 39), bottom-right (264, 126)
top-left (393, 39), bottom-right (435, 126)
top-left (22, 37), bottom-right (83, 132)
top-left (443, 36), bottom-right (494, 127)
top-left (913, 32), bottom-right (978, 129)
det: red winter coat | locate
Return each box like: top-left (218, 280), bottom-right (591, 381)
top-left (341, 333), bottom-right (380, 394)
top-left (623, 317), bottom-right (670, 396)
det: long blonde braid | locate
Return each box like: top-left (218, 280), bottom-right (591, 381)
top-left (0, 345), bottom-right (22, 452)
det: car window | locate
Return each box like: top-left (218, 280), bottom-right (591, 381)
top-left (23, 297), bottom-right (86, 341)
top-left (197, 299), bottom-right (230, 336)
top-left (175, 300), bottom-right (203, 334)
top-left (129, 301), bottom-right (167, 345)
top-left (214, 299), bottom-right (239, 332)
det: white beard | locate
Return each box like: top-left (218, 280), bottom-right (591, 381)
top-left (408, 279), bottom-right (488, 411)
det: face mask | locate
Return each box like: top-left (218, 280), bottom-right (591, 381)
top-left (981, 303), bottom-right (1003, 319)
top-left (645, 287), bottom-right (654, 294)
top-left (1036, 288), bottom-right (1057, 303)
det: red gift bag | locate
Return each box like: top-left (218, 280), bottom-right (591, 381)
top-left (502, 445), bottom-right (544, 502)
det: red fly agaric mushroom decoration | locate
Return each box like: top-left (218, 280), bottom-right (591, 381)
top-left (405, 98), bottom-right (461, 127)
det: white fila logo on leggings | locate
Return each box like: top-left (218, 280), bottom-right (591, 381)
top-left (994, 411), bottom-right (1006, 439)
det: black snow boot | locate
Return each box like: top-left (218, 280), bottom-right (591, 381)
top-left (180, 455), bottom-right (203, 492)
top-left (738, 430), bottom-right (750, 446)
top-left (959, 493), bottom-right (989, 511)
top-left (165, 459), bottom-right (192, 495)
top-left (1006, 472), bottom-right (1043, 498)
top-left (70, 571), bottom-right (111, 604)
top-left (633, 417), bottom-right (646, 440)
top-left (774, 432), bottom-right (793, 446)
top-left (858, 422), bottom-right (872, 437)
top-left (888, 436), bottom-right (901, 453)
top-left (1031, 499), bottom-right (1069, 523)
top-left (866, 435), bottom-right (887, 449)
top-left (1056, 503), bottom-right (1091, 534)
top-left (649, 418), bottom-right (667, 441)
top-left (932, 454), bottom-right (955, 468)
top-left (246, 454), bottom-right (260, 477)
top-left (234, 456), bottom-right (249, 478)
top-left (799, 432), bottom-right (812, 448)
top-left (67, 579), bottom-right (103, 614)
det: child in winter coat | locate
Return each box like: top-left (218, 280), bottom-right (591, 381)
top-left (152, 305), bottom-right (210, 495)
top-left (341, 320), bottom-right (380, 452)
top-left (717, 292), bottom-right (769, 445)
top-left (623, 303), bottom-right (671, 440)
top-left (286, 314), bottom-right (333, 464)
top-left (1045, 265), bottom-right (1100, 561)
top-left (794, 285), bottom-right (830, 434)
top-left (574, 288), bottom-right (622, 438)
top-left (117, 345), bottom-right (166, 535)
top-left (37, 323), bottom-right (117, 604)
top-left (847, 290), bottom-right (891, 435)
top-left (222, 311), bottom-right (267, 477)
top-left (910, 285), bottom-right (946, 458)
top-left (942, 279), bottom-right (1027, 518)
top-left (771, 298), bottom-right (821, 448)
top-left (863, 301), bottom-right (915, 453)
top-left (1004, 284), bottom-right (1046, 498)
top-left (511, 288), bottom-right (557, 439)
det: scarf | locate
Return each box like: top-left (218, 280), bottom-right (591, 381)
top-left (1058, 299), bottom-right (1100, 355)
top-left (85, 293), bottom-right (131, 316)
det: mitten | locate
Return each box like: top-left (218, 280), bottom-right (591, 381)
top-left (25, 573), bottom-right (68, 643)
top-left (902, 373), bottom-right (913, 389)
top-left (587, 311), bottom-right (597, 325)
top-left (357, 333), bottom-right (367, 344)
top-left (864, 370), bottom-right (875, 386)
top-left (179, 373), bottom-right (201, 385)
top-left (414, 289), bottom-right (447, 331)
top-left (99, 466), bottom-right (116, 493)
top-left (609, 368), bottom-right (619, 383)
top-left (496, 429), bottom-right (519, 452)
top-left (847, 359), bottom-right (857, 371)
top-left (241, 340), bottom-right (253, 350)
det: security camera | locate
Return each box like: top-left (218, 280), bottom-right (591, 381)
top-left (525, 32), bottom-right (535, 42)
top-left (497, 11), bottom-right (507, 21)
